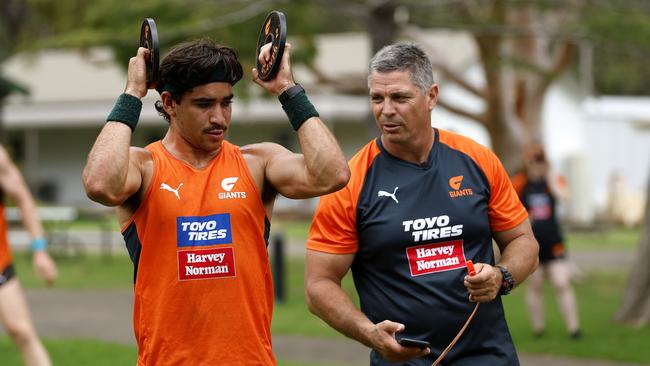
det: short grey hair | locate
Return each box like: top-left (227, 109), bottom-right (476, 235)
top-left (368, 43), bottom-right (434, 93)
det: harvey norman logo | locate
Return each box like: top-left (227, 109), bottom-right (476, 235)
top-left (178, 247), bottom-right (236, 280)
top-left (448, 175), bottom-right (474, 198)
top-left (406, 240), bottom-right (468, 276)
top-left (219, 177), bottom-right (246, 199)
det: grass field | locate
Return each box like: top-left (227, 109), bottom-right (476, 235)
top-left (272, 258), bottom-right (650, 363)
top-left (567, 227), bottom-right (641, 250)
top-left (2, 225), bottom-right (648, 364)
top-left (0, 338), bottom-right (351, 366)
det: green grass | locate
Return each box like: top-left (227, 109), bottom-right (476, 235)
top-left (66, 217), bottom-right (120, 231)
top-left (272, 219), bottom-right (312, 240)
top-left (0, 338), bottom-right (137, 366)
top-left (272, 259), bottom-right (650, 364)
top-left (505, 271), bottom-right (650, 363)
top-left (11, 251), bottom-right (133, 289)
top-left (10, 225), bottom-right (650, 364)
top-left (566, 227), bottom-right (641, 250)
top-left (272, 257), bottom-right (359, 337)
top-left (0, 338), bottom-right (353, 366)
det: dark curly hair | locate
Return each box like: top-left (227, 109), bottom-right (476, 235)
top-left (154, 39), bottom-right (244, 122)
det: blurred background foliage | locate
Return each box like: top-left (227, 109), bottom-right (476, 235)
top-left (1, 0), bottom-right (649, 95)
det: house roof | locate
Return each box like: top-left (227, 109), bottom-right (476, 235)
top-left (583, 96), bottom-right (650, 127)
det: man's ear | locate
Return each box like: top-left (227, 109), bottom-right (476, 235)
top-left (161, 91), bottom-right (177, 118)
top-left (428, 84), bottom-right (439, 111)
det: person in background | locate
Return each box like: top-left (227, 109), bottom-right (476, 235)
top-left (511, 144), bottom-right (581, 340)
top-left (0, 145), bottom-right (58, 366)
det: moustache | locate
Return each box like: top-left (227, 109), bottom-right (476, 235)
top-left (203, 125), bottom-right (227, 133)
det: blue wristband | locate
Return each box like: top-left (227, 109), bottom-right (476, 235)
top-left (31, 238), bottom-right (48, 251)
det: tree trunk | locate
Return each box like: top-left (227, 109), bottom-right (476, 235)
top-left (614, 168), bottom-right (650, 326)
top-left (367, 0), bottom-right (398, 54)
top-left (365, 0), bottom-right (398, 138)
top-left (474, 30), bottom-right (525, 175)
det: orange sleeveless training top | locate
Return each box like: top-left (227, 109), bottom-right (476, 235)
top-left (121, 141), bottom-right (275, 366)
top-left (0, 204), bottom-right (12, 271)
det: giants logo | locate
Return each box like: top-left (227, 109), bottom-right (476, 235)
top-left (176, 213), bottom-right (232, 247)
top-left (406, 240), bottom-right (468, 276)
top-left (448, 175), bottom-right (474, 198)
top-left (219, 177), bottom-right (246, 200)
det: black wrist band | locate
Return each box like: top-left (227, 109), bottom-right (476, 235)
top-left (106, 93), bottom-right (143, 132)
top-left (496, 265), bottom-right (514, 295)
top-left (279, 85), bottom-right (319, 131)
top-left (279, 84), bottom-right (304, 104)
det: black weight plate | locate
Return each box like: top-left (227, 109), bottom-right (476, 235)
top-left (255, 11), bottom-right (287, 81)
top-left (140, 18), bottom-right (160, 89)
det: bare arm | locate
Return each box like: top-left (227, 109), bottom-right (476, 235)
top-left (0, 147), bottom-right (44, 239)
top-left (0, 146), bottom-right (57, 285)
top-left (305, 250), bottom-right (429, 362)
top-left (266, 116), bottom-right (349, 199)
top-left (82, 47), bottom-right (150, 206)
top-left (464, 219), bottom-right (539, 302)
top-left (251, 43), bottom-right (349, 199)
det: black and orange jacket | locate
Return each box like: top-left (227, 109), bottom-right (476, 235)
top-left (308, 128), bottom-right (526, 365)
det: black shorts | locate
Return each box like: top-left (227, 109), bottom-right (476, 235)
top-left (0, 263), bottom-right (16, 287)
top-left (539, 241), bottom-right (566, 264)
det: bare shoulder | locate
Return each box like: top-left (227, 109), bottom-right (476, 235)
top-left (240, 142), bottom-right (290, 201)
top-left (128, 146), bottom-right (154, 185)
top-left (240, 142), bottom-right (287, 159)
top-left (129, 146), bottom-right (153, 171)
top-left (240, 142), bottom-right (288, 168)
top-left (129, 146), bottom-right (152, 162)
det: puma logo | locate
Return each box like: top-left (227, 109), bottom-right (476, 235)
top-left (378, 187), bottom-right (399, 204)
top-left (160, 182), bottom-right (183, 200)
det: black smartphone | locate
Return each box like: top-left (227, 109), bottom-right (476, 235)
top-left (397, 337), bottom-right (431, 349)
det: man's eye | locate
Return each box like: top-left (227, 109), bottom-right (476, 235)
top-left (197, 102), bottom-right (212, 108)
top-left (222, 100), bottom-right (233, 107)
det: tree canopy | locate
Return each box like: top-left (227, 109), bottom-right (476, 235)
top-left (3, 0), bottom-right (649, 96)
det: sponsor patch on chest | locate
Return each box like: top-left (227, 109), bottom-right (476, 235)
top-left (176, 213), bottom-right (232, 247)
top-left (178, 247), bottom-right (236, 280)
top-left (406, 240), bottom-right (467, 276)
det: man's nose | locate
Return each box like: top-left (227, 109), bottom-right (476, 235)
top-left (210, 106), bottom-right (227, 124)
top-left (381, 100), bottom-right (396, 115)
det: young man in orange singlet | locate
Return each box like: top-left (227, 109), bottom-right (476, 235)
top-left (82, 39), bottom-right (349, 365)
top-left (0, 145), bottom-right (58, 366)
